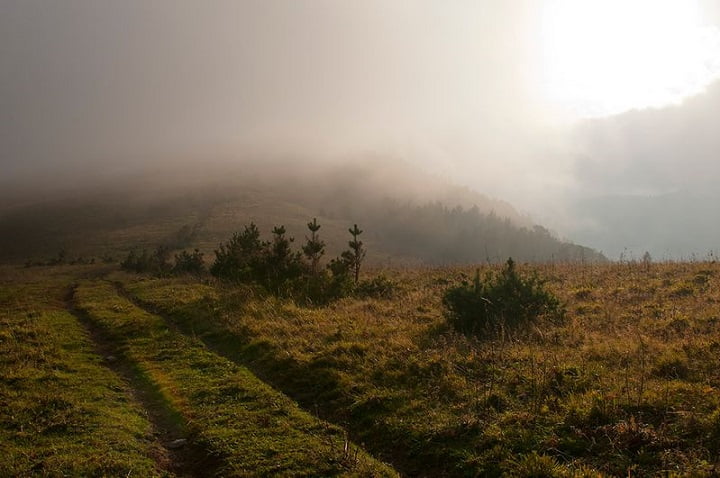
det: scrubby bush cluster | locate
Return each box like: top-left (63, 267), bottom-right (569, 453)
top-left (121, 246), bottom-right (205, 277)
top-left (355, 275), bottom-right (396, 299)
top-left (211, 219), bottom-right (367, 304)
top-left (172, 249), bottom-right (206, 276)
top-left (121, 246), bottom-right (171, 275)
top-left (118, 219), bottom-right (394, 304)
top-left (443, 258), bottom-right (563, 336)
top-left (23, 249), bottom-right (106, 267)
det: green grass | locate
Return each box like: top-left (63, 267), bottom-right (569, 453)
top-left (6, 261), bottom-right (720, 476)
top-left (74, 280), bottom-right (397, 477)
top-left (0, 272), bottom-right (163, 477)
top-left (119, 263), bottom-right (720, 477)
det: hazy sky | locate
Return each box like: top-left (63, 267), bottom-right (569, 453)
top-left (1, 1), bottom-right (544, 171)
top-left (3, 0), bottom-right (720, 235)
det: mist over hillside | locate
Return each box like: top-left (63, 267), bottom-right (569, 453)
top-left (0, 158), bottom-right (604, 265)
top-left (569, 191), bottom-right (720, 261)
top-left (561, 80), bottom-right (720, 259)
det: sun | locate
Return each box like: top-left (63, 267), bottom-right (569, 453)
top-left (541, 0), bottom-right (720, 117)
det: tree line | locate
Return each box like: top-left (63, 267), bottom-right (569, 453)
top-left (365, 201), bottom-right (605, 264)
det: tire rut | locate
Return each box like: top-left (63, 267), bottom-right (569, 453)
top-left (111, 281), bottom-right (403, 476)
top-left (65, 285), bottom-right (221, 478)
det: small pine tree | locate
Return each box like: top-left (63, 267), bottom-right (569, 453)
top-left (270, 226), bottom-right (292, 267)
top-left (210, 222), bottom-right (268, 282)
top-left (173, 249), bottom-right (205, 276)
top-left (341, 224), bottom-right (366, 285)
top-left (267, 225), bottom-right (305, 294)
top-left (302, 218), bottom-right (325, 276)
top-left (152, 245), bottom-right (172, 275)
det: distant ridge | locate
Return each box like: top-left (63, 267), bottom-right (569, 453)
top-left (0, 157), bottom-right (604, 264)
top-left (567, 80), bottom-right (720, 259)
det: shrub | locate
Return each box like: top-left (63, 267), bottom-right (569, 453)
top-left (172, 249), bottom-right (205, 276)
top-left (355, 275), bottom-right (396, 299)
top-left (265, 226), bottom-right (306, 296)
top-left (443, 258), bottom-right (562, 336)
top-left (322, 257), bottom-right (353, 302)
top-left (121, 246), bottom-right (171, 275)
top-left (210, 223), bottom-right (268, 283)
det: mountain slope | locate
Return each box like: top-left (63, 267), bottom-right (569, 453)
top-left (0, 158), bottom-right (604, 264)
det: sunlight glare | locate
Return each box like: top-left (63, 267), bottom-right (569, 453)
top-left (542, 0), bottom-right (720, 117)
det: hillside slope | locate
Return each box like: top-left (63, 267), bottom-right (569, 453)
top-left (0, 158), bottom-right (604, 264)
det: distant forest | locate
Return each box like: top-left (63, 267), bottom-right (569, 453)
top-left (366, 201), bottom-right (603, 264)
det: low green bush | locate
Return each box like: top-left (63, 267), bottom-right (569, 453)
top-left (355, 275), bottom-right (396, 299)
top-left (173, 249), bottom-right (205, 276)
top-left (443, 258), bottom-right (562, 336)
top-left (120, 246), bottom-right (171, 275)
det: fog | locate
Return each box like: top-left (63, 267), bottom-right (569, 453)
top-left (560, 81), bottom-right (720, 259)
top-left (2, 1), bottom-right (720, 259)
top-left (1, 2), bottom-right (556, 187)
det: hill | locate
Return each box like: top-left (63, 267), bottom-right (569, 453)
top-left (0, 157), bottom-right (604, 265)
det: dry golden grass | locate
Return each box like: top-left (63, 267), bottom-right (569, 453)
top-left (124, 261), bottom-right (720, 476)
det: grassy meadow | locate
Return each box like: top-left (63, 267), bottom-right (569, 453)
top-left (0, 267), bottom-right (164, 476)
top-left (0, 266), bottom-right (396, 477)
top-left (3, 261), bottom-right (720, 476)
